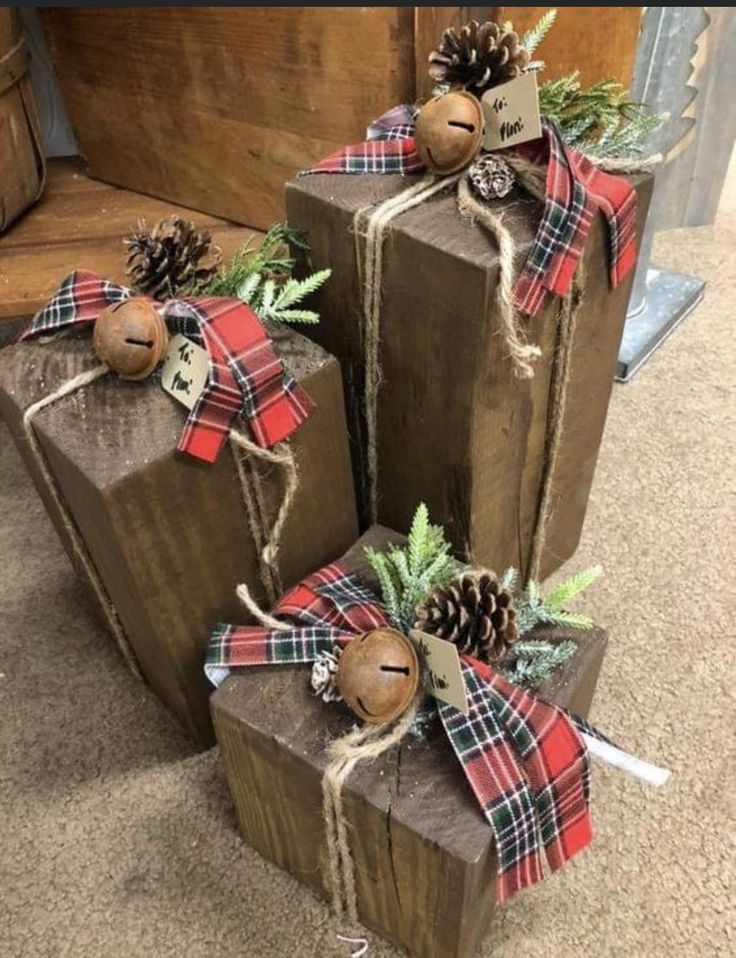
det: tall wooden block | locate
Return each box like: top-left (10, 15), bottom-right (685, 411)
top-left (286, 173), bottom-right (653, 579)
top-left (0, 324), bottom-right (358, 745)
top-left (212, 526), bottom-right (608, 958)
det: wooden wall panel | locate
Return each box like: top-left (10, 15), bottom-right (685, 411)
top-left (493, 6), bottom-right (643, 87)
top-left (40, 7), bottom-right (417, 229)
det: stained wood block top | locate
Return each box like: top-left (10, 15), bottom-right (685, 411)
top-left (212, 525), bottom-right (608, 864)
top-left (0, 158), bottom-right (258, 325)
top-left (0, 323), bottom-right (333, 489)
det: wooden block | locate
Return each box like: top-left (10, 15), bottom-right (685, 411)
top-left (39, 7), bottom-right (420, 228)
top-left (0, 325), bottom-right (358, 745)
top-left (286, 173), bottom-right (654, 579)
top-left (211, 525), bottom-right (608, 958)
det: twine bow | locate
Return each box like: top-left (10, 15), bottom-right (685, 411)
top-left (21, 269), bottom-right (314, 464)
top-left (206, 562), bottom-right (668, 910)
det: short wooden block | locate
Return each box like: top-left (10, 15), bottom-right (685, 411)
top-left (0, 324), bottom-right (358, 745)
top-left (211, 526), bottom-right (608, 958)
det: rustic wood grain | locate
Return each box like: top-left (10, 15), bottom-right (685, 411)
top-left (286, 172), bottom-right (653, 579)
top-left (0, 8), bottom-right (45, 233)
top-left (0, 158), bottom-right (258, 324)
top-left (0, 327), bottom-right (358, 745)
top-left (493, 7), bottom-right (643, 87)
top-left (211, 525), bottom-right (608, 958)
top-left (39, 7), bottom-right (420, 228)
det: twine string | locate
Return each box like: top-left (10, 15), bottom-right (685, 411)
top-left (21, 363), bottom-right (142, 676)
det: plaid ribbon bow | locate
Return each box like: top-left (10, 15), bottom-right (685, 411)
top-left (206, 562), bottom-right (648, 904)
top-left (303, 106), bottom-right (638, 318)
top-left (22, 270), bottom-right (314, 463)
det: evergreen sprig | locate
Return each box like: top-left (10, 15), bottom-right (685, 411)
top-left (501, 638), bottom-right (577, 688)
top-left (365, 503), bottom-right (456, 633)
top-left (203, 224), bottom-right (329, 324)
top-left (539, 71), bottom-right (666, 157)
top-left (507, 564), bottom-right (601, 636)
top-left (521, 8), bottom-right (557, 57)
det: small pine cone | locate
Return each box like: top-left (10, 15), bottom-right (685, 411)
top-left (468, 154), bottom-right (516, 200)
top-left (124, 215), bottom-right (222, 301)
top-left (429, 20), bottom-right (530, 96)
top-left (310, 647), bottom-right (342, 703)
top-left (415, 570), bottom-right (518, 663)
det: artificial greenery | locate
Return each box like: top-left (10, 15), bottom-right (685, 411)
top-left (365, 503), bottom-right (456, 633)
top-left (539, 72), bottom-right (666, 158)
top-left (501, 638), bottom-right (578, 688)
top-left (502, 564), bottom-right (601, 635)
top-left (520, 8), bottom-right (557, 59)
top-left (497, 564), bottom-right (602, 688)
top-left (203, 223), bottom-right (331, 324)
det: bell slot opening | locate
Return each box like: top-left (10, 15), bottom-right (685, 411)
top-left (447, 120), bottom-right (475, 133)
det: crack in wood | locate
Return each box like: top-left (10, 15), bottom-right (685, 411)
top-left (385, 743), bottom-right (404, 911)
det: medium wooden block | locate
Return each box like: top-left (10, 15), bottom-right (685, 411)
top-left (211, 526), bottom-right (608, 958)
top-left (0, 324), bottom-right (358, 745)
top-left (286, 173), bottom-right (654, 579)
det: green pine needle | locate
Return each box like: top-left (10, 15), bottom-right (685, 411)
top-left (366, 503), bottom-right (455, 632)
top-left (202, 223), bottom-right (329, 325)
top-left (539, 71), bottom-right (666, 158)
top-left (545, 565), bottom-right (602, 611)
top-left (503, 563), bottom-right (601, 637)
top-left (521, 9), bottom-right (557, 56)
top-left (501, 638), bottom-right (577, 688)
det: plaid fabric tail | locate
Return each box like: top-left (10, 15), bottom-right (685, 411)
top-left (205, 562), bottom-right (389, 686)
top-left (21, 272), bottom-right (313, 465)
top-left (440, 656), bottom-right (593, 902)
top-left (173, 297), bottom-right (313, 463)
top-left (513, 119), bottom-right (638, 317)
top-left (21, 269), bottom-right (135, 339)
top-left (303, 104), bottom-right (425, 176)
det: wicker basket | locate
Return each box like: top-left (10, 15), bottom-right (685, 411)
top-left (0, 8), bottom-right (45, 233)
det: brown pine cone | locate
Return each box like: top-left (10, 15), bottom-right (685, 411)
top-left (468, 154), bottom-right (516, 200)
top-left (415, 570), bottom-right (518, 663)
top-left (429, 20), bottom-right (530, 97)
top-left (124, 216), bottom-right (222, 300)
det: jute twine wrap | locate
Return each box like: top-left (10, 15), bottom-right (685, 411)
top-left (353, 173), bottom-right (464, 523)
top-left (21, 363), bottom-right (142, 676)
top-left (235, 580), bottom-right (421, 921)
top-left (21, 355), bottom-right (297, 672)
top-left (352, 152), bottom-right (644, 576)
top-left (321, 699), bottom-right (420, 920)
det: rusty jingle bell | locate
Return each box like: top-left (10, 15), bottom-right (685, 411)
top-left (414, 91), bottom-right (485, 175)
top-left (337, 627), bottom-right (419, 725)
top-left (93, 298), bottom-right (169, 380)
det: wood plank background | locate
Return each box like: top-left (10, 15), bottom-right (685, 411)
top-left (0, 158), bottom-right (257, 329)
top-left (39, 7), bottom-right (419, 229)
top-left (493, 6), bottom-right (643, 87)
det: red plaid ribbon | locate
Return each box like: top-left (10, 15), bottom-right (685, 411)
top-left (206, 561), bottom-right (613, 903)
top-left (22, 270), bottom-right (313, 464)
top-left (302, 107), bottom-right (638, 318)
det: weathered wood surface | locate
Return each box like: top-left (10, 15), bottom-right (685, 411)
top-left (0, 325), bottom-right (358, 745)
top-left (0, 157), bottom-right (257, 327)
top-left (493, 7), bottom-right (643, 87)
top-left (0, 8), bottom-right (45, 233)
top-left (39, 7), bottom-right (421, 228)
top-left (212, 525), bottom-right (608, 958)
top-left (286, 173), bottom-right (653, 579)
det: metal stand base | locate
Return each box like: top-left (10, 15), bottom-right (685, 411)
top-left (616, 267), bottom-right (705, 382)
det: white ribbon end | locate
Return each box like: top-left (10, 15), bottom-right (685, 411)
top-left (582, 732), bottom-right (671, 788)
